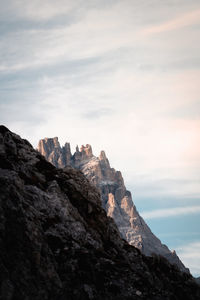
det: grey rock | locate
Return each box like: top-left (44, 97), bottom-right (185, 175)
top-left (0, 125), bottom-right (200, 300)
top-left (38, 138), bottom-right (189, 273)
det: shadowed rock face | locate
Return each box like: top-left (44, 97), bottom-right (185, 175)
top-left (0, 125), bottom-right (200, 300)
top-left (37, 138), bottom-right (188, 273)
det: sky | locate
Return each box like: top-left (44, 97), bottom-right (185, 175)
top-left (0, 0), bottom-right (200, 276)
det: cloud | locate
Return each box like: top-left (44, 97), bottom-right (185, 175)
top-left (1, 1), bottom-right (200, 75)
top-left (142, 9), bottom-right (200, 35)
top-left (176, 242), bottom-right (200, 277)
top-left (0, 11), bottom-right (138, 73)
top-left (0, 0), bottom-right (200, 202)
top-left (126, 176), bottom-right (200, 205)
top-left (0, 0), bottom-right (199, 278)
top-left (140, 206), bottom-right (200, 220)
top-left (82, 108), bottom-right (114, 119)
top-left (0, 1), bottom-right (83, 21)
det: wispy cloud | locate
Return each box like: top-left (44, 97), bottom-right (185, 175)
top-left (82, 108), bottom-right (114, 119)
top-left (0, 0), bottom-right (200, 278)
top-left (142, 9), bottom-right (200, 35)
top-left (0, 0), bottom-right (200, 217)
top-left (141, 206), bottom-right (200, 220)
top-left (0, 1), bottom-right (83, 21)
top-left (177, 242), bottom-right (200, 277)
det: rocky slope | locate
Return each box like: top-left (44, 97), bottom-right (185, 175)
top-left (196, 277), bottom-right (200, 285)
top-left (38, 138), bottom-right (188, 273)
top-left (1, 125), bottom-right (200, 300)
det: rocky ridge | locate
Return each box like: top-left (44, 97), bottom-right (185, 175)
top-left (38, 138), bottom-right (188, 273)
top-left (1, 125), bottom-right (200, 299)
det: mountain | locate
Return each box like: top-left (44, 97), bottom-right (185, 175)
top-left (38, 138), bottom-right (188, 273)
top-left (195, 277), bottom-right (200, 285)
top-left (0, 125), bottom-right (200, 300)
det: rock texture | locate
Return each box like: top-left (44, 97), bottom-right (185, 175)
top-left (0, 125), bottom-right (200, 300)
top-left (195, 277), bottom-right (200, 285)
top-left (37, 138), bottom-right (188, 273)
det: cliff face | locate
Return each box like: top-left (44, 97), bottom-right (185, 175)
top-left (0, 125), bottom-right (200, 300)
top-left (37, 138), bottom-right (72, 168)
top-left (37, 138), bottom-right (188, 273)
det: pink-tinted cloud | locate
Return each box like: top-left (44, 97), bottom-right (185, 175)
top-left (142, 9), bottom-right (200, 35)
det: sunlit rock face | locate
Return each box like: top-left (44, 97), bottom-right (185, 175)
top-left (1, 125), bottom-right (200, 299)
top-left (38, 138), bottom-right (188, 273)
top-left (38, 138), bottom-right (72, 168)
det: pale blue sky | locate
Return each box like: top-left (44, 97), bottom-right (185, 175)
top-left (0, 0), bottom-right (200, 276)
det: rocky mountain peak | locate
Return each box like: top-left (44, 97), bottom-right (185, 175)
top-left (99, 150), bottom-right (106, 160)
top-left (1, 125), bottom-right (200, 299)
top-left (38, 137), bottom-right (60, 157)
top-left (37, 137), bottom-right (72, 168)
top-left (64, 142), bottom-right (71, 152)
top-left (72, 144), bottom-right (93, 169)
top-left (80, 144), bottom-right (93, 158)
top-left (38, 137), bottom-right (189, 274)
top-left (52, 136), bottom-right (60, 147)
top-left (99, 150), bottom-right (110, 167)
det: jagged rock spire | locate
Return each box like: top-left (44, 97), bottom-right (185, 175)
top-left (37, 137), bottom-right (72, 168)
top-left (80, 144), bottom-right (93, 159)
top-left (37, 136), bottom-right (189, 273)
top-left (99, 150), bottom-right (106, 160)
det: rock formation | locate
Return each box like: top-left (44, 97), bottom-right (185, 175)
top-left (37, 138), bottom-right (188, 273)
top-left (1, 125), bottom-right (200, 300)
top-left (195, 277), bottom-right (200, 285)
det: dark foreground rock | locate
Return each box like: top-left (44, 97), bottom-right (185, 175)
top-left (0, 126), bottom-right (200, 300)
